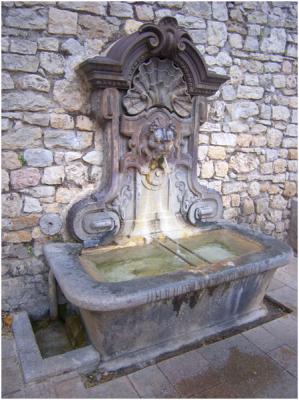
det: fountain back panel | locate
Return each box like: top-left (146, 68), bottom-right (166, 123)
top-left (44, 17), bottom-right (292, 371)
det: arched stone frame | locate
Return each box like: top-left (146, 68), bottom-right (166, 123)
top-left (67, 17), bottom-right (229, 247)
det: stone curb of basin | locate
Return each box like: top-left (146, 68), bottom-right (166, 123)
top-left (12, 311), bottom-right (100, 384)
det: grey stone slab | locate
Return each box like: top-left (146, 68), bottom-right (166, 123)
top-left (128, 365), bottom-right (178, 398)
top-left (268, 285), bottom-right (297, 310)
top-left (87, 376), bottom-right (139, 398)
top-left (23, 381), bottom-right (56, 398)
top-left (2, 356), bottom-right (24, 396)
top-left (53, 372), bottom-right (87, 398)
top-left (274, 268), bottom-right (297, 290)
top-left (158, 349), bottom-right (213, 397)
top-left (1, 337), bottom-right (17, 360)
top-left (267, 277), bottom-right (286, 292)
top-left (191, 382), bottom-right (238, 398)
top-left (242, 325), bottom-right (287, 353)
top-left (263, 315), bottom-right (297, 349)
top-left (268, 345), bottom-right (297, 377)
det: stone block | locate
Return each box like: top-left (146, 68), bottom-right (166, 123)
top-left (207, 21), bottom-right (227, 47)
top-left (61, 38), bottom-right (83, 55)
top-left (3, 54), bottom-right (39, 73)
top-left (53, 79), bottom-right (86, 112)
top-left (124, 20), bottom-right (143, 35)
top-left (135, 4), bottom-right (154, 21)
top-left (283, 182), bottom-right (297, 198)
top-left (201, 161), bottom-right (214, 178)
top-left (10, 38), bottom-right (37, 55)
top-left (2, 193), bottom-right (22, 217)
top-left (82, 151), bottom-right (102, 165)
top-left (76, 115), bottom-right (94, 131)
top-left (185, 2), bottom-right (211, 18)
top-left (50, 114), bottom-right (74, 129)
top-left (11, 168), bottom-right (40, 189)
top-left (228, 101), bottom-right (259, 119)
top-left (5, 8), bottom-right (47, 30)
top-left (211, 133), bottom-right (236, 146)
top-left (40, 52), bottom-right (65, 75)
top-left (20, 185), bottom-right (55, 198)
top-left (2, 169), bottom-right (10, 192)
top-left (2, 91), bottom-right (54, 111)
top-left (37, 37), bottom-right (59, 52)
top-left (261, 28), bottom-right (286, 54)
top-left (65, 162), bottom-right (88, 185)
top-left (44, 129), bottom-right (93, 150)
top-left (57, 1), bottom-right (106, 15)
top-left (42, 166), bottom-right (65, 185)
top-left (2, 151), bottom-right (21, 170)
top-left (23, 112), bottom-right (50, 127)
top-left (15, 74), bottom-right (50, 92)
top-left (212, 1), bottom-right (228, 21)
top-left (215, 161), bottom-right (228, 177)
top-left (272, 106), bottom-right (290, 121)
top-left (3, 231), bottom-right (32, 243)
top-left (23, 197), bottom-right (42, 213)
top-left (237, 85), bottom-right (264, 100)
top-left (24, 148), bottom-right (53, 167)
top-left (242, 198), bottom-right (255, 215)
top-left (208, 146), bottom-right (226, 160)
top-left (48, 8), bottom-right (78, 35)
top-left (3, 127), bottom-right (42, 150)
top-left (109, 2), bottom-right (133, 17)
top-left (267, 128), bottom-right (283, 148)
top-left (2, 72), bottom-right (14, 90)
top-left (229, 153), bottom-right (258, 173)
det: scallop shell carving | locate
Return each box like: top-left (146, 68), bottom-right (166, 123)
top-left (123, 58), bottom-right (192, 118)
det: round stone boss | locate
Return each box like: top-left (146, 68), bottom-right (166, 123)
top-left (39, 213), bottom-right (63, 235)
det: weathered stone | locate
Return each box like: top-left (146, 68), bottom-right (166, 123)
top-left (23, 196), bottom-right (42, 213)
top-left (207, 146), bottom-right (226, 160)
top-left (40, 52), bottom-right (65, 75)
top-left (2, 118), bottom-right (11, 131)
top-left (201, 161), bottom-right (214, 178)
top-left (109, 2), bottom-right (133, 17)
top-left (282, 138), bottom-right (297, 148)
top-left (61, 38), bottom-right (83, 55)
top-left (15, 74), bottom-right (50, 92)
top-left (248, 181), bottom-right (260, 197)
top-left (228, 101), bottom-right (259, 119)
top-left (24, 148), bottom-right (53, 167)
top-left (20, 185), bottom-right (55, 198)
top-left (288, 149), bottom-right (298, 160)
top-left (212, 2), bottom-right (228, 21)
top-left (39, 213), bottom-right (62, 235)
top-left (2, 72), bottom-right (14, 90)
top-left (260, 104), bottom-right (272, 120)
top-left (272, 106), bottom-right (290, 121)
top-left (244, 36), bottom-right (259, 51)
top-left (264, 62), bottom-right (281, 73)
top-left (3, 127), bottom-right (42, 150)
top-left (124, 20), bottom-right (143, 35)
top-left (255, 197), bottom-right (269, 214)
top-left (273, 75), bottom-right (286, 88)
top-left (247, 10), bottom-right (267, 24)
top-left (78, 14), bottom-right (117, 39)
top-left (3, 231), bottom-right (32, 243)
top-left (3, 91), bottom-right (54, 111)
top-left (53, 79), bottom-right (86, 112)
top-left (76, 115), bottom-right (94, 131)
top-left (185, 2), bottom-right (211, 18)
top-left (207, 21), bottom-right (227, 47)
top-left (215, 161), bottom-right (228, 177)
top-left (176, 15), bottom-right (206, 30)
top-left (260, 162), bottom-right (273, 174)
top-left (223, 182), bottom-right (246, 194)
top-left (44, 129), bottom-right (93, 150)
top-left (2, 193), bottom-right (22, 217)
top-left (211, 133), bottom-right (236, 146)
top-left (190, 30), bottom-right (207, 45)
top-left (273, 159), bottom-right (287, 173)
top-left (241, 59), bottom-right (264, 73)
top-left (267, 128), bottom-right (283, 148)
top-left (10, 168), bottom-right (40, 189)
top-left (56, 187), bottom-right (81, 203)
top-left (237, 85), bottom-right (264, 100)
top-left (2, 169), bottom-right (10, 192)
top-left (242, 198), bottom-right (255, 215)
top-left (252, 135), bottom-right (267, 147)
top-left (65, 162), bottom-right (88, 186)
top-left (283, 182), bottom-right (297, 198)
top-left (2, 151), bottom-right (21, 170)
top-left (287, 44), bottom-right (297, 58)
top-left (42, 166), bottom-right (65, 185)
top-left (270, 194), bottom-right (288, 210)
top-left (82, 151), bottom-right (103, 166)
top-left (286, 75), bottom-right (297, 89)
top-left (58, 1), bottom-right (106, 15)
top-left (287, 160), bottom-right (297, 172)
top-left (37, 38), bottom-right (59, 52)
top-left (229, 65), bottom-right (244, 85)
top-left (229, 153), bottom-right (258, 173)
top-left (10, 39), bottom-right (37, 55)
top-left (64, 152), bottom-right (82, 163)
top-left (228, 121), bottom-right (248, 133)
top-left (261, 28), bottom-right (286, 54)
top-left (50, 114), bottom-right (74, 129)
top-left (222, 85), bottom-right (236, 100)
top-left (3, 54), bottom-right (39, 73)
top-left (48, 8), bottom-right (78, 35)
top-left (228, 33), bottom-right (243, 49)
top-left (251, 124), bottom-right (267, 134)
top-left (237, 134), bottom-right (252, 147)
top-left (216, 51), bottom-right (232, 66)
top-left (23, 112), bottom-right (50, 127)
top-left (2, 36), bottom-right (10, 52)
top-left (3, 215), bottom-right (40, 231)
top-left (135, 4), bottom-right (154, 21)
top-left (5, 8), bottom-right (47, 30)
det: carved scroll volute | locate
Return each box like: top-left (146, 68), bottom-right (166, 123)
top-left (66, 87), bottom-right (123, 247)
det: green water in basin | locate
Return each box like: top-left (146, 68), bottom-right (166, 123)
top-left (80, 229), bottom-right (264, 283)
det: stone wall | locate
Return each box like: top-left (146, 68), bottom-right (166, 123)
top-left (2, 1), bottom-right (298, 318)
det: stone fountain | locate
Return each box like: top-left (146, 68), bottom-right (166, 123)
top-left (44, 17), bottom-right (292, 372)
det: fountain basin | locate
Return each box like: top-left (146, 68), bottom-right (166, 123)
top-left (44, 222), bottom-right (292, 369)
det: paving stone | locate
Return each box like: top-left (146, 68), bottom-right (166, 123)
top-left (129, 365), bottom-right (178, 398)
top-left (268, 286), bottom-right (297, 310)
top-left (23, 381), bottom-right (56, 398)
top-left (242, 325), bottom-right (287, 353)
top-left (158, 349), bottom-right (212, 397)
top-left (1, 356), bottom-right (24, 396)
top-left (274, 268), bottom-right (297, 290)
top-left (268, 345), bottom-right (297, 377)
top-left (192, 382), bottom-right (237, 398)
top-left (262, 315), bottom-right (297, 348)
top-left (52, 372), bottom-right (86, 398)
top-left (267, 277), bottom-right (286, 292)
top-left (87, 376), bottom-right (138, 398)
top-left (2, 337), bottom-right (17, 360)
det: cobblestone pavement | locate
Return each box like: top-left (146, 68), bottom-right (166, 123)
top-left (2, 258), bottom-right (297, 399)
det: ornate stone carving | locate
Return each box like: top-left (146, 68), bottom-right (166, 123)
top-left (123, 58), bottom-right (192, 117)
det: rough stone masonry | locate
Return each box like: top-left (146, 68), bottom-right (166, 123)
top-left (2, 1), bottom-right (298, 319)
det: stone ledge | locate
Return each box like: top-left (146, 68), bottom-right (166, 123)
top-left (12, 311), bottom-right (100, 384)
